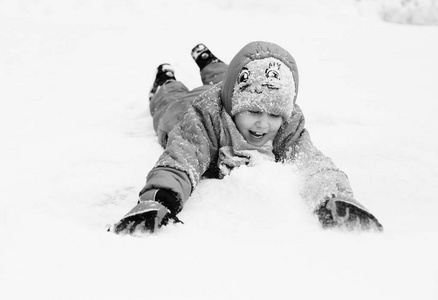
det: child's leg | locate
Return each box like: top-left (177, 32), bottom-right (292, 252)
top-left (191, 43), bottom-right (228, 86)
top-left (157, 94), bottom-right (192, 147)
top-left (200, 61), bottom-right (228, 85)
top-left (150, 81), bottom-right (190, 147)
top-left (155, 62), bottom-right (228, 147)
top-left (150, 81), bottom-right (189, 132)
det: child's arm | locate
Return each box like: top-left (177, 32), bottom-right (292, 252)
top-left (140, 89), bottom-right (223, 215)
top-left (110, 88), bottom-right (222, 234)
top-left (289, 128), bottom-right (357, 211)
top-left (275, 105), bottom-right (383, 231)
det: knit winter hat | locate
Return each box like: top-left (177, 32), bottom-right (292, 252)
top-left (221, 41), bottom-right (299, 120)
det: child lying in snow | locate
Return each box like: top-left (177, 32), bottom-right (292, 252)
top-left (110, 41), bottom-right (383, 234)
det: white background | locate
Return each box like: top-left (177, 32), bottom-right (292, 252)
top-left (1, 0), bottom-right (437, 299)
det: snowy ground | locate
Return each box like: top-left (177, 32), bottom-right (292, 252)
top-left (1, 0), bottom-right (438, 299)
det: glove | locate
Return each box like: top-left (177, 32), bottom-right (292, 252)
top-left (315, 197), bottom-right (383, 232)
top-left (109, 190), bottom-right (183, 235)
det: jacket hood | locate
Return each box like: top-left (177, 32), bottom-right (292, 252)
top-left (221, 41), bottom-right (299, 118)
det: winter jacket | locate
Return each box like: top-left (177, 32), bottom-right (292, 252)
top-left (141, 41), bottom-right (366, 214)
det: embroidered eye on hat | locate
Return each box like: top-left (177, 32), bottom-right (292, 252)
top-left (221, 41), bottom-right (299, 120)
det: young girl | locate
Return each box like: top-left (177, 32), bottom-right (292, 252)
top-left (110, 41), bottom-right (383, 234)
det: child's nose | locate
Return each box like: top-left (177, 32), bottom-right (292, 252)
top-left (255, 113), bottom-right (269, 128)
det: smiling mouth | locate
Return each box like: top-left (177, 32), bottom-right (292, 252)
top-left (249, 130), bottom-right (266, 139)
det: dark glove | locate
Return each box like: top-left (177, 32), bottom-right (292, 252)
top-left (315, 197), bottom-right (383, 232)
top-left (109, 196), bottom-right (182, 235)
top-left (151, 189), bottom-right (183, 216)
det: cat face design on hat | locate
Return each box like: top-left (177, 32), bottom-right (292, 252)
top-left (231, 57), bottom-right (296, 120)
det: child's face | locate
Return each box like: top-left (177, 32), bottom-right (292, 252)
top-left (234, 111), bottom-right (282, 147)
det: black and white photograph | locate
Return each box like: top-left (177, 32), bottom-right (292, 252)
top-left (1, 0), bottom-right (437, 299)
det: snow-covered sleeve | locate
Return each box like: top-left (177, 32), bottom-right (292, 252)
top-left (141, 86), bottom-right (223, 207)
top-left (274, 105), bottom-right (357, 212)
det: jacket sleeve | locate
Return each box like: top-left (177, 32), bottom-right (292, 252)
top-left (274, 105), bottom-right (358, 212)
top-left (140, 87), bottom-right (222, 209)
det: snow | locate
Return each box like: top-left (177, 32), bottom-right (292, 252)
top-left (1, 0), bottom-right (437, 299)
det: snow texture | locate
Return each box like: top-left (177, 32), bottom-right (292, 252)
top-left (363, 0), bottom-right (438, 25)
top-left (1, 0), bottom-right (438, 299)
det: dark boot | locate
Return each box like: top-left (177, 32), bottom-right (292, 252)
top-left (191, 43), bottom-right (223, 71)
top-left (149, 63), bottom-right (176, 101)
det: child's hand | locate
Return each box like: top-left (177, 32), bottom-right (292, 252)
top-left (109, 200), bottom-right (182, 235)
top-left (315, 197), bottom-right (383, 232)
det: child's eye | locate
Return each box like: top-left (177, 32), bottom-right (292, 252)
top-left (248, 110), bottom-right (261, 115)
top-left (269, 113), bottom-right (282, 119)
top-left (238, 68), bottom-right (250, 83)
